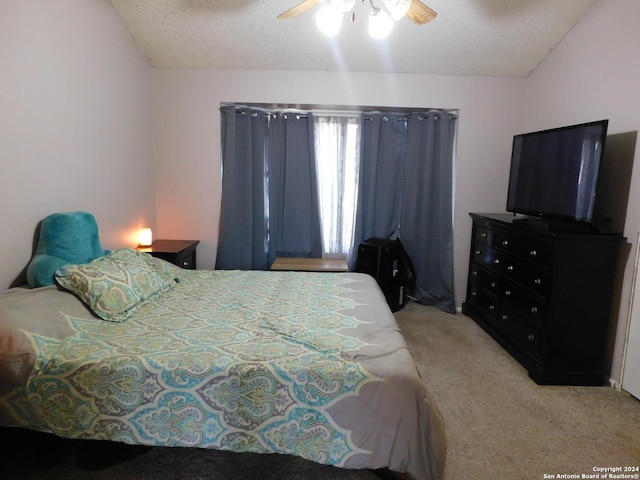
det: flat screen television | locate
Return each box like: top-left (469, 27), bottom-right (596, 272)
top-left (506, 119), bottom-right (609, 230)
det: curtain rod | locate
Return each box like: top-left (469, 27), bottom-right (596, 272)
top-left (220, 102), bottom-right (458, 117)
top-left (221, 105), bottom-right (458, 121)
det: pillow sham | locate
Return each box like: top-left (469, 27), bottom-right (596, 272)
top-left (54, 248), bottom-right (176, 322)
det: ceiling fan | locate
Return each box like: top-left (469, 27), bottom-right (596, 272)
top-left (277, 0), bottom-right (437, 25)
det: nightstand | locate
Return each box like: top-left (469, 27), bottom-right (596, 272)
top-left (139, 240), bottom-right (199, 269)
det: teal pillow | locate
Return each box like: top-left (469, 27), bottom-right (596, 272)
top-left (27, 255), bottom-right (71, 288)
top-left (27, 212), bottom-right (107, 287)
top-left (55, 249), bottom-right (176, 322)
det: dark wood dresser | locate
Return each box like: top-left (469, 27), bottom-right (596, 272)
top-left (462, 213), bottom-right (623, 385)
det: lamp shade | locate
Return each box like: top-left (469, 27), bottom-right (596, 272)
top-left (138, 227), bottom-right (153, 247)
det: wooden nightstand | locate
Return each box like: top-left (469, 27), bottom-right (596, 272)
top-left (139, 240), bottom-right (199, 269)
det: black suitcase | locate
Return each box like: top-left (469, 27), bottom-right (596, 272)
top-left (355, 238), bottom-right (415, 312)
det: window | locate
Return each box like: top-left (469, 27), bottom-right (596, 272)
top-left (313, 114), bottom-right (361, 259)
top-left (219, 103), bottom-right (458, 312)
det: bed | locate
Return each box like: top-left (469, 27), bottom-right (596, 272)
top-left (0, 247), bottom-right (446, 479)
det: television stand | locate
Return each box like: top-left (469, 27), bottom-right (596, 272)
top-left (512, 216), bottom-right (596, 233)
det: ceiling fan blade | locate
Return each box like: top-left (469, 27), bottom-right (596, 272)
top-left (278, 0), bottom-right (322, 19)
top-left (405, 0), bottom-right (437, 25)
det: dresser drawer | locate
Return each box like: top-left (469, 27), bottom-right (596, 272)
top-left (474, 226), bottom-right (492, 247)
top-left (469, 265), bottom-right (501, 296)
top-left (497, 306), bottom-right (543, 363)
top-left (471, 246), bottom-right (503, 274)
top-left (494, 231), bottom-right (552, 267)
top-left (501, 254), bottom-right (550, 297)
top-left (467, 284), bottom-right (499, 323)
top-left (500, 279), bottom-right (547, 326)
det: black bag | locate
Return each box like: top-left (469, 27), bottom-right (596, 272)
top-left (355, 237), bottom-right (416, 311)
top-left (395, 239), bottom-right (416, 298)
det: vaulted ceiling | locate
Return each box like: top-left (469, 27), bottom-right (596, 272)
top-left (109, 0), bottom-right (598, 77)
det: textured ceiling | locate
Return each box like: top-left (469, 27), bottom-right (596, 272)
top-left (109, 0), bottom-right (598, 77)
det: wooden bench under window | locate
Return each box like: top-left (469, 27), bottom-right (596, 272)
top-left (270, 257), bottom-right (349, 272)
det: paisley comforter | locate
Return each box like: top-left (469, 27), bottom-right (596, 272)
top-left (0, 267), bottom-right (445, 479)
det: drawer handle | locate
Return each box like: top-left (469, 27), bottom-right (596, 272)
top-left (471, 291), bottom-right (477, 296)
top-left (528, 334), bottom-right (536, 342)
top-left (490, 281), bottom-right (496, 288)
top-left (493, 259), bottom-right (500, 265)
top-left (472, 270), bottom-right (478, 276)
top-left (475, 250), bottom-right (481, 256)
top-left (504, 290), bottom-right (511, 297)
top-left (530, 249), bottom-right (537, 258)
top-left (502, 240), bottom-right (509, 247)
top-left (506, 265), bottom-right (514, 272)
top-left (480, 232), bottom-right (487, 238)
top-left (182, 261), bottom-right (189, 266)
top-left (489, 304), bottom-right (495, 311)
top-left (501, 314), bottom-right (509, 321)
top-left (530, 306), bottom-right (538, 314)
top-left (534, 278), bottom-right (542, 287)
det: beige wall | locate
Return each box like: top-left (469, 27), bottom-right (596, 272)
top-left (523, 0), bottom-right (640, 386)
top-left (0, 0), bottom-right (154, 288)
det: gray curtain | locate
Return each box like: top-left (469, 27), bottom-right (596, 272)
top-left (400, 112), bottom-right (457, 313)
top-left (267, 112), bottom-right (322, 265)
top-left (353, 113), bottom-right (406, 245)
top-left (216, 106), bottom-right (322, 270)
top-left (216, 106), bottom-right (269, 270)
top-left (353, 111), bottom-right (458, 313)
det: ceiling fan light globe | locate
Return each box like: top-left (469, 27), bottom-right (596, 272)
top-left (330, 0), bottom-right (356, 14)
top-left (383, 0), bottom-right (411, 21)
top-left (369, 9), bottom-right (393, 38)
top-left (317, 7), bottom-right (343, 35)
